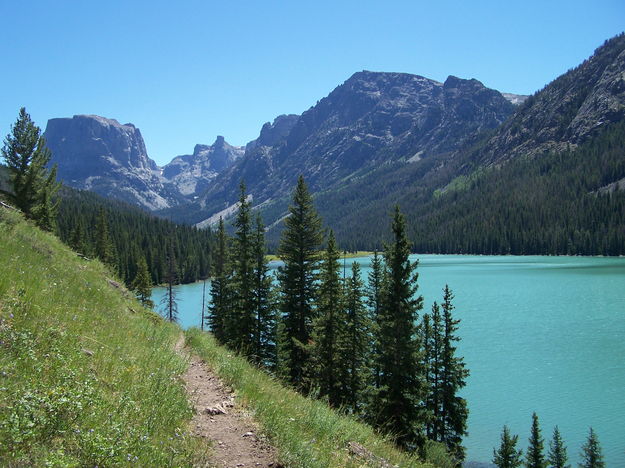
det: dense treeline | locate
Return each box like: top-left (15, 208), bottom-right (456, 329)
top-left (410, 119), bottom-right (625, 255)
top-left (209, 176), bottom-right (468, 465)
top-left (56, 188), bottom-right (214, 286)
top-left (309, 120), bottom-right (625, 255)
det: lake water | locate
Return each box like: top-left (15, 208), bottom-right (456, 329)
top-left (152, 255), bottom-right (625, 466)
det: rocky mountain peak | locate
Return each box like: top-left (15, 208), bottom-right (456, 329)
top-left (478, 32), bottom-right (625, 164)
top-left (247, 114), bottom-right (299, 151)
top-left (44, 114), bottom-right (180, 210)
top-left (45, 114), bottom-right (156, 175)
top-left (161, 136), bottom-right (244, 197)
top-left (192, 69), bottom-right (516, 225)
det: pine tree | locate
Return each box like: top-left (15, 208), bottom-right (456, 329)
top-left (367, 250), bottom-right (384, 390)
top-left (422, 310), bottom-right (432, 396)
top-left (526, 412), bottom-right (547, 468)
top-left (132, 256), bottom-right (154, 308)
top-left (579, 428), bottom-right (604, 468)
top-left (32, 165), bottom-right (60, 232)
top-left (252, 214), bottom-right (276, 368)
top-left (493, 426), bottom-right (523, 468)
top-left (440, 285), bottom-right (469, 461)
top-left (547, 426), bottom-right (569, 468)
top-left (69, 219), bottom-right (88, 255)
top-left (230, 181), bottom-right (255, 353)
top-left (310, 230), bottom-right (344, 403)
top-left (161, 243), bottom-right (178, 322)
top-left (276, 175), bottom-right (323, 389)
top-left (1, 107), bottom-right (60, 229)
top-left (95, 208), bottom-right (116, 268)
top-left (369, 205), bottom-right (426, 450)
top-left (424, 301), bottom-right (444, 441)
top-left (208, 217), bottom-right (231, 344)
top-left (341, 261), bottom-right (371, 414)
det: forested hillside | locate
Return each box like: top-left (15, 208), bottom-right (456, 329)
top-left (56, 188), bottom-right (213, 285)
top-left (280, 34), bottom-right (625, 254)
top-left (324, 120), bottom-right (625, 254)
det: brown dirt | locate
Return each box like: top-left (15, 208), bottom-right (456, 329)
top-left (177, 336), bottom-right (279, 468)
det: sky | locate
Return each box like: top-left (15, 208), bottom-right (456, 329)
top-left (0, 1), bottom-right (623, 166)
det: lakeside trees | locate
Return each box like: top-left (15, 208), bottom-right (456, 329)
top-left (493, 426), bottom-right (523, 468)
top-left (548, 426), bottom-right (569, 468)
top-left (368, 206), bottom-right (426, 450)
top-left (491, 416), bottom-right (605, 468)
top-left (276, 175), bottom-right (324, 389)
top-left (207, 176), bottom-right (470, 461)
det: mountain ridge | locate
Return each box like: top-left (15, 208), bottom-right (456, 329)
top-left (40, 33), bottom-right (625, 255)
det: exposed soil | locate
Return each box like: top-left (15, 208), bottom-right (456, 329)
top-left (177, 336), bottom-right (279, 468)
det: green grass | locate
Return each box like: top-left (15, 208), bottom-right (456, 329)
top-left (266, 251), bottom-right (374, 262)
top-left (0, 207), bottom-right (208, 467)
top-left (185, 329), bottom-right (453, 468)
top-left (0, 206), bottom-right (453, 467)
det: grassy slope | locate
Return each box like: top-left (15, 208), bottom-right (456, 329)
top-left (0, 206), bottom-right (451, 467)
top-left (0, 207), bottom-right (206, 467)
top-left (185, 330), bottom-right (451, 468)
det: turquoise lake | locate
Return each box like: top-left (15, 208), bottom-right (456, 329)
top-left (152, 255), bottom-right (625, 466)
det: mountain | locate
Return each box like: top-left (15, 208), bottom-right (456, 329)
top-left (41, 34), bottom-right (625, 256)
top-left (44, 115), bottom-right (183, 211)
top-left (314, 33), bottom-right (625, 254)
top-left (474, 34), bottom-right (625, 164)
top-left (162, 136), bottom-right (244, 198)
top-left (175, 71), bottom-right (517, 226)
top-left (44, 115), bottom-right (245, 211)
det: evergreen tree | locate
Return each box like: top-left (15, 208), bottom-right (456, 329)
top-left (251, 214), bottom-right (276, 368)
top-left (422, 310), bottom-right (432, 394)
top-left (230, 181), bottom-right (255, 353)
top-left (310, 230), bottom-right (344, 403)
top-left (69, 219), bottom-right (88, 255)
top-left (276, 175), bottom-right (323, 389)
top-left (440, 285), bottom-right (469, 461)
top-left (369, 205), bottom-right (426, 450)
top-left (341, 261), bottom-right (371, 414)
top-left (547, 426), bottom-right (569, 468)
top-left (132, 256), bottom-right (154, 308)
top-left (367, 250), bottom-right (384, 389)
top-left (32, 166), bottom-right (60, 232)
top-left (161, 242), bottom-right (178, 322)
top-left (1, 107), bottom-right (60, 229)
top-left (579, 428), bottom-right (604, 468)
top-left (493, 426), bottom-right (523, 468)
top-left (424, 301), bottom-right (444, 441)
top-left (95, 208), bottom-right (116, 268)
top-left (526, 413), bottom-right (547, 468)
top-left (208, 217), bottom-right (231, 343)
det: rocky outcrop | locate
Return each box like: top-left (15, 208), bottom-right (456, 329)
top-left (477, 33), bottom-right (625, 164)
top-left (245, 114), bottom-right (299, 151)
top-left (501, 93), bottom-right (529, 105)
top-left (162, 136), bottom-right (244, 197)
top-left (44, 115), bottom-right (182, 210)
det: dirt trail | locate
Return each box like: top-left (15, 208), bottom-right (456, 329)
top-left (176, 336), bottom-right (279, 468)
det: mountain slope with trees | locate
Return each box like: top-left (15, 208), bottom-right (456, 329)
top-left (288, 33), bottom-right (625, 254)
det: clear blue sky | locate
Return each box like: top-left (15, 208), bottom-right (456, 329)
top-left (1, 1), bottom-right (623, 166)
